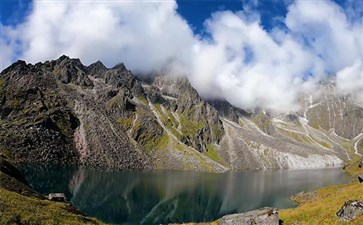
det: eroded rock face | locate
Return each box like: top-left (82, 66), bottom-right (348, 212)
top-left (0, 56), bottom-right (157, 170)
top-left (208, 99), bottom-right (249, 123)
top-left (146, 75), bottom-right (224, 152)
top-left (0, 59), bottom-right (80, 164)
top-left (218, 208), bottom-right (280, 225)
top-left (337, 200), bottom-right (363, 222)
top-left (305, 82), bottom-right (363, 139)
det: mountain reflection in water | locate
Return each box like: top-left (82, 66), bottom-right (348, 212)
top-left (20, 165), bottom-right (350, 225)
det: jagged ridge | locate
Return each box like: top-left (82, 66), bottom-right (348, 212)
top-left (1, 56), bottom-right (362, 171)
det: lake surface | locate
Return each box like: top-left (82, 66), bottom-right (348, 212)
top-left (20, 165), bottom-right (351, 225)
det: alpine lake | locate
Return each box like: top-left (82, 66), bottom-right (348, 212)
top-left (20, 164), bottom-right (351, 225)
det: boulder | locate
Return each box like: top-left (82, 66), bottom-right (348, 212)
top-left (218, 207), bottom-right (280, 225)
top-left (359, 161), bottom-right (363, 168)
top-left (48, 193), bottom-right (67, 202)
top-left (337, 200), bottom-right (363, 222)
top-left (358, 175), bottom-right (363, 183)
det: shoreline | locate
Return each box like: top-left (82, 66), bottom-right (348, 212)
top-left (172, 159), bottom-right (361, 225)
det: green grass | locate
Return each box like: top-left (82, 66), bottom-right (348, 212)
top-left (0, 79), bottom-right (4, 90)
top-left (203, 144), bottom-right (226, 165)
top-left (156, 133), bottom-right (169, 150)
top-left (0, 188), bottom-right (105, 225)
top-left (179, 113), bottom-right (205, 137)
top-left (117, 117), bottom-right (133, 131)
top-left (167, 111), bottom-right (179, 127)
top-left (280, 156), bottom-right (363, 225)
top-left (136, 96), bottom-right (148, 106)
top-left (153, 103), bottom-right (182, 139)
top-left (280, 181), bottom-right (363, 225)
top-left (251, 114), bottom-right (272, 133)
top-left (238, 119), bottom-right (245, 127)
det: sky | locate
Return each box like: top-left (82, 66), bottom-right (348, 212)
top-left (0, 0), bottom-right (362, 112)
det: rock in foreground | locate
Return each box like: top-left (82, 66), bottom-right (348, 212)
top-left (48, 193), bottom-right (67, 202)
top-left (337, 200), bottom-right (363, 222)
top-left (218, 207), bottom-right (280, 225)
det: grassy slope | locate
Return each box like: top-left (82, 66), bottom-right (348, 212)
top-left (280, 181), bottom-right (363, 225)
top-left (280, 158), bottom-right (363, 225)
top-left (0, 188), bottom-right (105, 225)
top-left (0, 148), bottom-right (105, 225)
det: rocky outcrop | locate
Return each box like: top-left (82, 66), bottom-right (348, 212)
top-left (48, 193), bottom-right (67, 202)
top-left (0, 56), bottom-right (156, 170)
top-left (145, 75), bottom-right (224, 152)
top-left (52, 55), bottom-right (94, 87)
top-left (358, 175), bottom-right (363, 183)
top-left (0, 59), bottom-right (80, 164)
top-left (337, 200), bottom-right (363, 222)
top-left (208, 99), bottom-right (249, 123)
top-left (218, 208), bottom-right (280, 225)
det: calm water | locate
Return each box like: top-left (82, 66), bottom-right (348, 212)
top-left (20, 165), bottom-right (350, 225)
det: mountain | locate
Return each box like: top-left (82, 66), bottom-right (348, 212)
top-left (0, 56), bottom-right (362, 172)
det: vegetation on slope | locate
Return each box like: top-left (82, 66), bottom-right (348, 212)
top-left (0, 188), bottom-right (105, 225)
top-left (280, 181), bottom-right (363, 225)
top-left (0, 148), bottom-right (105, 225)
top-left (279, 157), bottom-right (363, 225)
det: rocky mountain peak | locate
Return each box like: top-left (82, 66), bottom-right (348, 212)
top-left (1, 60), bottom-right (29, 76)
top-left (112, 63), bottom-right (127, 71)
top-left (208, 99), bottom-right (250, 123)
top-left (87, 60), bottom-right (107, 77)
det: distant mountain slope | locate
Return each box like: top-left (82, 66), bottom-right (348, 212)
top-left (0, 56), bottom-right (362, 171)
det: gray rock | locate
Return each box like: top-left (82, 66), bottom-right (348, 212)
top-left (358, 175), bottom-right (363, 183)
top-left (337, 200), bottom-right (363, 221)
top-left (218, 207), bottom-right (280, 225)
top-left (48, 193), bottom-right (67, 202)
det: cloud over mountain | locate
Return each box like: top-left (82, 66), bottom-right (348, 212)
top-left (1, 0), bottom-right (362, 112)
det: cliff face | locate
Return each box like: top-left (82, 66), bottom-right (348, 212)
top-left (1, 56), bottom-right (362, 171)
top-left (0, 57), bottom-right (154, 170)
top-left (144, 75), bottom-right (224, 152)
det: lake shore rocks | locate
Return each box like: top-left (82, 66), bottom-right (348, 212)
top-left (48, 193), bottom-right (67, 202)
top-left (218, 207), bottom-right (280, 225)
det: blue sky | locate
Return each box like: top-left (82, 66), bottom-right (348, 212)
top-left (1, 0), bottom-right (362, 112)
top-left (1, 0), bottom-right (360, 33)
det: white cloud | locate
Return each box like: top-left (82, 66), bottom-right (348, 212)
top-left (190, 11), bottom-right (316, 111)
top-left (190, 0), bottom-right (362, 112)
top-left (285, 0), bottom-right (363, 75)
top-left (0, 0), bottom-right (362, 113)
top-left (336, 60), bottom-right (363, 104)
top-left (1, 0), bottom-right (195, 73)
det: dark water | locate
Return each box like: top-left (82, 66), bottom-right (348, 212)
top-left (20, 165), bottom-right (350, 225)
